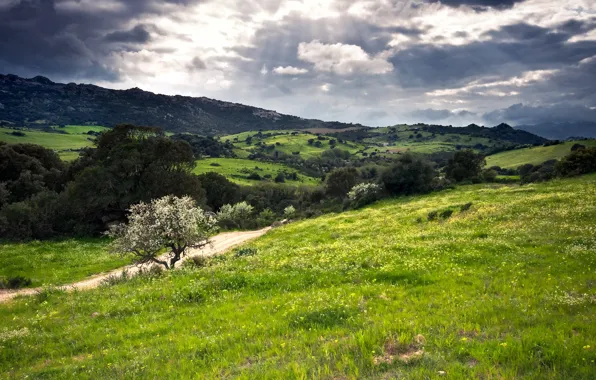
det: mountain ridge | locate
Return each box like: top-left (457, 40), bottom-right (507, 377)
top-left (0, 74), bottom-right (367, 135)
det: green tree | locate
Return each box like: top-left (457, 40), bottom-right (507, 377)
top-left (325, 167), bottom-right (360, 197)
top-left (444, 150), bottom-right (486, 182)
top-left (381, 155), bottom-right (437, 196)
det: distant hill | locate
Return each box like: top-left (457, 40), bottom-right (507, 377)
top-left (0, 74), bottom-right (366, 135)
top-left (516, 122), bottom-right (596, 140)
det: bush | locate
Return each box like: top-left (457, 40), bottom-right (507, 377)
top-left (556, 147), bottom-right (596, 177)
top-left (216, 201), bottom-right (255, 229)
top-left (381, 155), bottom-right (437, 196)
top-left (256, 208), bottom-right (276, 227)
top-left (235, 247), bottom-right (258, 257)
top-left (440, 209), bottom-right (454, 219)
top-left (460, 202), bottom-right (473, 212)
top-left (0, 275), bottom-right (32, 289)
top-left (283, 205), bottom-right (296, 219)
top-left (445, 150), bottom-right (486, 183)
top-left (325, 167), bottom-right (360, 198)
top-left (347, 183), bottom-right (382, 208)
top-left (427, 210), bottom-right (438, 221)
top-left (185, 255), bottom-right (208, 269)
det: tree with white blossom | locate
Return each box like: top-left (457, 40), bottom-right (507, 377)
top-left (108, 195), bottom-right (218, 269)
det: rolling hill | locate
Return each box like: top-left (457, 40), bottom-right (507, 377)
top-left (486, 140), bottom-right (596, 168)
top-left (1, 175), bottom-right (594, 378)
top-left (0, 74), bottom-right (366, 135)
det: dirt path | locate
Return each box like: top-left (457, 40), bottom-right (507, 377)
top-left (0, 227), bottom-right (271, 303)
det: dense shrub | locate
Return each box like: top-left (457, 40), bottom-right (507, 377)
top-left (519, 160), bottom-right (557, 184)
top-left (256, 208), bottom-right (276, 227)
top-left (0, 275), bottom-right (32, 289)
top-left (444, 150), bottom-right (486, 183)
top-left (556, 147), bottom-right (596, 177)
top-left (197, 172), bottom-right (240, 211)
top-left (325, 167), bottom-right (360, 197)
top-left (283, 205), bottom-right (296, 219)
top-left (347, 183), bottom-right (382, 208)
top-left (217, 201), bottom-right (255, 229)
top-left (381, 155), bottom-right (437, 196)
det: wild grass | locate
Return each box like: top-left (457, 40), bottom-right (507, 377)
top-left (0, 175), bottom-right (595, 378)
top-left (486, 140), bottom-right (596, 168)
top-left (0, 239), bottom-right (130, 287)
top-left (193, 158), bottom-right (320, 186)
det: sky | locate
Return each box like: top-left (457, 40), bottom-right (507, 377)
top-left (1, 0), bottom-right (596, 127)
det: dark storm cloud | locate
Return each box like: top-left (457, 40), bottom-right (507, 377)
top-left (483, 103), bottom-right (596, 125)
top-left (104, 25), bottom-right (152, 44)
top-left (0, 0), bottom-right (200, 81)
top-left (390, 20), bottom-right (596, 89)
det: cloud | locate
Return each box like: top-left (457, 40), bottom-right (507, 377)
top-left (425, 0), bottom-right (527, 9)
top-left (104, 24), bottom-right (151, 44)
top-left (297, 40), bottom-right (393, 75)
top-left (0, 0), bottom-right (595, 129)
top-left (483, 103), bottom-right (596, 125)
top-left (187, 57), bottom-right (207, 71)
top-left (272, 66), bottom-right (308, 75)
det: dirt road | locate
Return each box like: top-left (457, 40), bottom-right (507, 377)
top-left (0, 227), bottom-right (270, 303)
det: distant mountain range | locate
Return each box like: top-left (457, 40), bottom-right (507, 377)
top-left (2, 73), bottom-right (590, 141)
top-left (0, 74), bottom-right (365, 135)
top-left (515, 122), bottom-right (596, 140)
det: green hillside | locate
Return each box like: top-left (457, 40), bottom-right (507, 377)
top-left (0, 126), bottom-right (108, 161)
top-left (486, 140), bottom-right (596, 168)
top-left (193, 158), bottom-right (320, 186)
top-left (222, 130), bottom-right (365, 158)
top-left (1, 175), bottom-right (594, 378)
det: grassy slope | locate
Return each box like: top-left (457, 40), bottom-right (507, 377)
top-left (193, 158), bottom-right (320, 186)
top-left (1, 176), bottom-right (595, 378)
top-left (363, 126), bottom-right (508, 155)
top-left (486, 140), bottom-right (596, 168)
top-left (0, 126), bottom-right (109, 161)
top-left (0, 239), bottom-right (130, 287)
top-left (222, 131), bottom-right (365, 158)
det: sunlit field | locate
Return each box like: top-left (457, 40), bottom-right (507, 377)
top-left (0, 239), bottom-right (130, 288)
top-left (1, 175), bottom-right (594, 378)
top-left (486, 140), bottom-right (596, 168)
top-left (193, 158), bottom-right (320, 186)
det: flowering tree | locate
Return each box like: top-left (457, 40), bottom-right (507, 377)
top-left (347, 183), bottom-right (382, 208)
top-left (283, 205), bottom-right (296, 219)
top-left (108, 195), bottom-right (218, 269)
top-left (216, 201), bottom-right (254, 229)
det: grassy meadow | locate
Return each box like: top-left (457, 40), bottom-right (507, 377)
top-left (486, 140), bottom-right (596, 168)
top-left (222, 130), bottom-right (365, 158)
top-left (1, 175), bottom-right (595, 378)
top-left (193, 158), bottom-right (320, 186)
top-left (0, 126), bottom-right (109, 161)
top-left (0, 239), bottom-right (130, 288)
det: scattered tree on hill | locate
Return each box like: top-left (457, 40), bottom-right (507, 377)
top-left (444, 149), bottom-right (486, 182)
top-left (381, 155), bottom-right (437, 195)
top-left (108, 195), bottom-right (218, 270)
